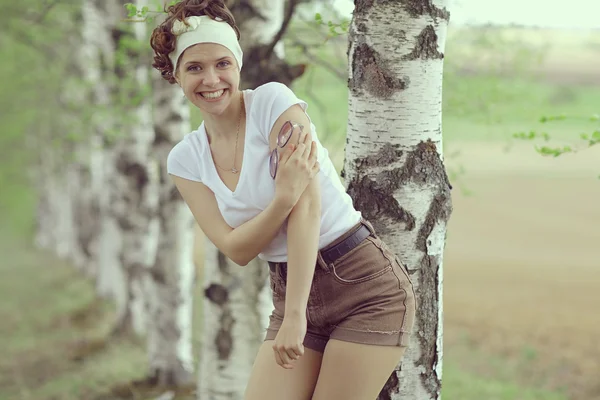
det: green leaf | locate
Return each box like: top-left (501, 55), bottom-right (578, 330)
top-left (315, 13), bottom-right (322, 22)
top-left (125, 3), bottom-right (137, 18)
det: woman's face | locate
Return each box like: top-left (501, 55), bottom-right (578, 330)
top-left (176, 43), bottom-right (241, 116)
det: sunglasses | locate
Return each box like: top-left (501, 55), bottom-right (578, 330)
top-left (269, 121), bottom-right (304, 179)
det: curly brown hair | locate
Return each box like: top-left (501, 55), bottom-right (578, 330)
top-left (150, 0), bottom-right (240, 84)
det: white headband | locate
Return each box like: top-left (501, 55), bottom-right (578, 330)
top-left (169, 15), bottom-right (244, 72)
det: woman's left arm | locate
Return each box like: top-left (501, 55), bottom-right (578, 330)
top-left (285, 173), bottom-right (321, 318)
top-left (271, 172), bottom-right (321, 369)
top-left (266, 102), bottom-right (322, 368)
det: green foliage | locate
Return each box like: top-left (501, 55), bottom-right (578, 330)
top-left (512, 115), bottom-right (600, 177)
top-left (314, 12), bottom-right (350, 38)
top-left (124, 1), bottom-right (177, 23)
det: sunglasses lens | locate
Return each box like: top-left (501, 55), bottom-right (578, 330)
top-left (269, 148), bottom-right (278, 179)
top-left (277, 122), bottom-right (293, 147)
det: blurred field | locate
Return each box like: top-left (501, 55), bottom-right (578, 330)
top-left (1, 19), bottom-right (599, 400)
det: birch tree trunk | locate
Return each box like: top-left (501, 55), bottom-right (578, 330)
top-left (142, 72), bottom-right (196, 386)
top-left (33, 2), bottom-right (104, 277)
top-left (199, 240), bottom-right (271, 400)
top-left (344, 1), bottom-right (452, 399)
top-left (198, 0), bottom-right (301, 398)
top-left (107, 0), bottom-right (161, 337)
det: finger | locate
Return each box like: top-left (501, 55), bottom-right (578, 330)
top-left (273, 348), bottom-right (286, 368)
top-left (299, 141), bottom-right (311, 159)
top-left (292, 143), bottom-right (306, 160)
top-left (303, 130), bottom-right (313, 146)
top-left (311, 161), bottom-right (320, 178)
top-left (307, 141), bottom-right (318, 162)
top-left (297, 124), bottom-right (308, 145)
top-left (278, 144), bottom-right (295, 164)
top-left (285, 347), bottom-right (300, 362)
top-left (279, 348), bottom-right (294, 366)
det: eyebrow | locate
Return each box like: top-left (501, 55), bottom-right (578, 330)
top-left (183, 56), bottom-right (231, 67)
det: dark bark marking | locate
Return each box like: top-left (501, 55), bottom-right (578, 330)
top-left (354, 0), bottom-right (375, 15)
top-left (416, 193), bottom-right (451, 252)
top-left (403, 25), bottom-right (444, 61)
top-left (149, 267), bottom-right (166, 285)
top-left (216, 309), bottom-right (234, 360)
top-left (205, 284), bottom-right (229, 306)
top-left (346, 144), bottom-right (417, 234)
top-left (241, 44), bottom-right (306, 89)
top-left (350, 43), bottom-right (409, 99)
top-left (377, 369), bottom-right (400, 400)
top-left (355, 142), bottom-right (403, 168)
top-left (347, 140), bottom-right (451, 234)
top-left (415, 255), bottom-right (442, 395)
top-left (399, 0), bottom-right (450, 21)
top-left (116, 157), bottom-right (149, 192)
top-left (168, 186), bottom-right (182, 202)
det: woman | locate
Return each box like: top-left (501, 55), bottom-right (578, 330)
top-left (150, 1), bottom-right (416, 399)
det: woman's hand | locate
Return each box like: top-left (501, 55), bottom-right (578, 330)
top-left (274, 130), bottom-right (320, 209)
top-left (272, 313), bottom-right (307, 369)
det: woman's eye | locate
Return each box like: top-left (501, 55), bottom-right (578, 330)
top-left (218, 61), bottom-right (230, 68)
top-left (187, 65), bottom-right (200, 71)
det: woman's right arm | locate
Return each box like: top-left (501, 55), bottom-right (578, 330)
top-left (171, 133), bottom-right (318, 266)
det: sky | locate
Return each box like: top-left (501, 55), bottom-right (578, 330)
top-left (330, 0), bottom-right (600, 30)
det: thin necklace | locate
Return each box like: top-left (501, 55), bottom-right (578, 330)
top-left (213, 93), bottom-right (243, 174)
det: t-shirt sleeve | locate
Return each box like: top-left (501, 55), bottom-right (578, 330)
top-left (167, 140), bottom-right (202, 182)
top-left (254, 82), bottom-right (308, 143)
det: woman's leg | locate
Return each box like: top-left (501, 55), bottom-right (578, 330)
top-left (311, 340), bottom-right (406, 400)
top-left (244, 340), bottom-right (323, 400)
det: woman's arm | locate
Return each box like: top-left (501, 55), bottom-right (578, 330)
top-left (173, 176), bottom-right (296, 266)
top-left (284, 172), bottom-right (321, 317)
top-left (172, 104), bottom-right (318, 266)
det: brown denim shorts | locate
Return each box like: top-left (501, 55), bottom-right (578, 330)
top-left (264, 219), bottom-right (416, 352)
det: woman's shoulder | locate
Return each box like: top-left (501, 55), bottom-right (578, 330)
top-left (253, 81), bottom-right (292, 95)
top-left (250, 81), bottom-right (303, 108)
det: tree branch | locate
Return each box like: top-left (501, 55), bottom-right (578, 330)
top-left (288, 36), bottom-right (347, 81)
top-left (264, 0), bottom-right (301, 59)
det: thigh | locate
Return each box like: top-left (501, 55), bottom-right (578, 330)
top-left (244, 340), bottom-right (323, 400)
top-left (311, 339), bottom-right (406, 400)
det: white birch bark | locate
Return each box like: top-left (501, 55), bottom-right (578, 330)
top-left (344, 1), bottom-right (452, 399)
top-left (143, 72), bottom-right (196, 385)
top-left (197, 1), bottom-right (287, 397)
top-left (107, 0), bottom-right (161, 336)
top-left (198, 239), bottom-right (271, 400)
top-left (79, 0), bottom-right (123, 297)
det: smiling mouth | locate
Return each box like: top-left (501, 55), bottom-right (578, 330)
top-left (199, 89), bottom-right (227, 100)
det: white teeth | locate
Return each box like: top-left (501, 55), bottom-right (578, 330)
top-left (201, 89), bottom-right (225, 99)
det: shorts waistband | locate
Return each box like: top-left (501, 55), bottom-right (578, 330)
top-left (268, 218), bottom-right (376, 273)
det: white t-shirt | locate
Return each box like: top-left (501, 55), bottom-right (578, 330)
top-left (167, 82), bottom-right (362, 262)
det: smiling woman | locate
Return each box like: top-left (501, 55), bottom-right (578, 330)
top-left (148, 1), bottom-right (415, 399)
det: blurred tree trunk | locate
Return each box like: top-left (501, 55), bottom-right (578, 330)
top-left (143, 45), bottom-right (196, 388)
top-left (106, 0), bottom-right (161, 337)
top-left (344, 1), bottom-right (452, 399)
top-left (197, 0), bottom-right (305, 398)
top-left (33, 1), bottom-right (104, 275)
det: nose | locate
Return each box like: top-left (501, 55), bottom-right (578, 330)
top-left (202, 68), bottom-right (220, 87)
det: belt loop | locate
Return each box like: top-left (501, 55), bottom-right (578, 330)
top-left (316, 251), bottom-right (330, 273)
top-left (361, 218), bottom-right (376, 237)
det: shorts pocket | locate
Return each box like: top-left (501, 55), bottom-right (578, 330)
top-left (330, 237), bottom-right (392, 285)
